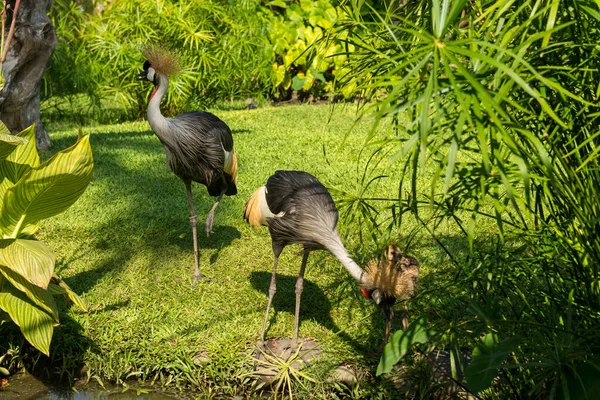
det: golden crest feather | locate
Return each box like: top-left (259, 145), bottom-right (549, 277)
top-left (362, 244), bottom-right (419, 300)
top-left (142, 45), bottom-right (181, 76)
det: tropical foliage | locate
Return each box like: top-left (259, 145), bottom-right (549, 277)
top-left (263, 0), bottom-right (356, 100)
top-left (43, 0), bottom-right (357, 121)
top-left (20, 0), bottom-right (600, 397)
top-left (331, 0), bottom-right (600, 397)
top-left (45, 0), bottom-right (274, 118)
top-left (0, 123), bottom-right (93, 355)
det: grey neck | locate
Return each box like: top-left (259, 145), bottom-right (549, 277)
top-left (146, 74), bottom-right (176, 148)
top-left (325, 236), bottom-right (366, 284)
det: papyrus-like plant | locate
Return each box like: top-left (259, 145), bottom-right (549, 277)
top-left (333, 0), bottom-right (600, 396)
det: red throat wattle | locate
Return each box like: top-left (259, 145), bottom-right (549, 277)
top-left (149, 85), bottom-right (158, 100)
top-left (361, 287), bottom-right (372, 300)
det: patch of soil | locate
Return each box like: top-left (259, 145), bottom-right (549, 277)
top-left (0, 371), bottom-right (48, 399)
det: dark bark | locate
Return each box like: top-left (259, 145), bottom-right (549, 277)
top-left (0, 0), bottom-right (55, 150)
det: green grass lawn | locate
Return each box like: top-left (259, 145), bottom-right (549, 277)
top-left (17, 104), bottom-right (472, 396)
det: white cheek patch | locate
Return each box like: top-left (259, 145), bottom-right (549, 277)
top-left (147, 67), bottom-right (156, 82)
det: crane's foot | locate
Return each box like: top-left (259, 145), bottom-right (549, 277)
top-left (192, 273), bottom-right (211, 287)
top-left (205, 211), bottom-right (216, 237)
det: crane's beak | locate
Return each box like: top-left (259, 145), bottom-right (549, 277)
top-left (137, 71), bottom-right (147, 80)
top-left (368, 289), bottom-right (396, 344)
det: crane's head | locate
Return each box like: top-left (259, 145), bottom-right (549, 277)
top-left (360, 243), bottom-right (420, 342)
top-left (138, 45), bottom-right (181, 83)
top-left (137, 60), bottom-right (156, 83)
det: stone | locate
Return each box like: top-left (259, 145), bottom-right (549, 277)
top-left (329, 364), bottom-right (357, 386)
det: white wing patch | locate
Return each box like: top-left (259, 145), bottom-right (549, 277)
top-left (259, 186), bottom-right (285, 224)
top-left (223, 146), bottom-right (234, 172)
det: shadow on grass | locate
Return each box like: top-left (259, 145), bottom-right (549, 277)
top-left (249, 271), bottom-right (367, 354)
top-left (49, 127), bottom-right (244, 293)
top-left (0, 301), bottom-right (97, 385)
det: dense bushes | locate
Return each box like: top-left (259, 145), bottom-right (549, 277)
top-left (45, 0), bottom-right (273, 117)
top-left (333, 0), bottom-right (600, 397)
top-left (261, 0), bottom-right (356, 101)
top-left (43, 0), bottom-right (355, 121)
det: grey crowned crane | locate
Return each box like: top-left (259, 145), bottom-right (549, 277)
top-left (244, 170), bottom-right (419, 345)
top-left (138, 46), bottom-right (238, 284)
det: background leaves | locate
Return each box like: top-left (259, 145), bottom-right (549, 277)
top-left (333, 0), bottom-right (600, 396)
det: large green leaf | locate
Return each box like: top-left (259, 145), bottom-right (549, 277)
top-left (0, 286), bottom-right (55, 356)
top-left (0, 134), bottom-right (28, 160)
top-left (0, 239), bottom-right (54, 289)
top-left (0, 134), bottom-right (93, 238)
top-left (0, 121), bottom-right (11, 135)
top-left (49, 275), bottom-right (88, 312)
top-left (0, 126), bottom-right (41, 236)
top-left (377, 317), bottom-right (433, 375)
top-left (0, 266), bottom-right (59, 323)
top-left (464, 333), bottom-right (520, 394)
top-left (291, 75), bottom-right (307, 91)
top-left (0, 125), bottom-right (39, 187)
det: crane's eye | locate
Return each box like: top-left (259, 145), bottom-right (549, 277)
top-left (143, 60), bottom-right (151, 71)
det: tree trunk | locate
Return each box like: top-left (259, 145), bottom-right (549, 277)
top-left (0, 0), bottom-right (56, 150)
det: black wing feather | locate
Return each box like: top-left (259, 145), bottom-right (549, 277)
top-left (265, 171), bottom-right (338, 248)
top-left (163, 111), bottom-right (233, 195)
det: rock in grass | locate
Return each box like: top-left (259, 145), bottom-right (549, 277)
top-left (253, 338), bottom-right (321, 386)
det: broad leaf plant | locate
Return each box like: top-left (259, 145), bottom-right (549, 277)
top-left (0, 123), bottom-right (93, 356)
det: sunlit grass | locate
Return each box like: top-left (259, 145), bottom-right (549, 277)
top-left (20, 104), bottom-right (496, 394)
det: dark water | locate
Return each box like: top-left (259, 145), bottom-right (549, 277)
top-left (1, 372), bottom-right (189, 399)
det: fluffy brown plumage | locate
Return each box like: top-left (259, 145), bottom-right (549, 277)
top-left (225, 151), bottom-right (238, 185)
top-left (361, 244), bottom-right (419, 336)
top-left (243, 186), bottom-right (266, 228)
top-left (142, 45), bottom-right (181, 76)
top-left (363, 244), bottom-right (419, 300)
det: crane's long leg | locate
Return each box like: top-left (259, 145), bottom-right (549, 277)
top-left (185, 181), bottom-right (207, 285)
top-left (402, 302), bottom-right (409, 330)
top-left (205, 188), bottom-right (226, 237)
top-left (260, 243), bottom-right (283, 344)
top-left (292, 250), bottom-right (310, 349)
top-left (384, 305), bottom-right (395, 344)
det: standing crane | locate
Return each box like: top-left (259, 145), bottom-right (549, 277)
top-left (138, 46), bottom-right (238, 284)
top-left (244, 170), bottom-right (419, 345)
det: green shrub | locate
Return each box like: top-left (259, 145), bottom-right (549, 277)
top-left (45, 0), bottom-right (273, 120)
top-left (0, 123), bottom-right (93, 355)
top-left (261, 0), bottom-right (356, 101)
top-left (335, 0), bottom-right (600, 397)
top-left (43, 0), bottom-right (359, 120)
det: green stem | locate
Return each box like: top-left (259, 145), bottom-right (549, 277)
top-left (1, 1), bottom-right (6, 59)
